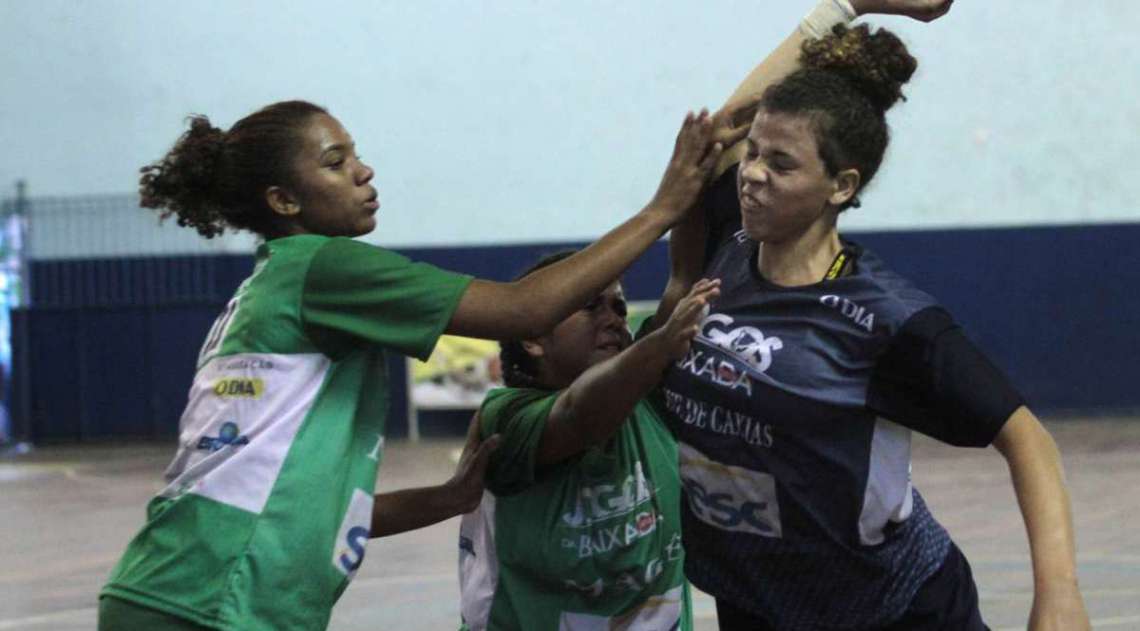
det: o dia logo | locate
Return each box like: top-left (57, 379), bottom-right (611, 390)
top-left (212, 378), bottom-right (265, 398)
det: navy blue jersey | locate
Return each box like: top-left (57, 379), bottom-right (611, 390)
top-left (659, 167), bottom-right (1023, 629)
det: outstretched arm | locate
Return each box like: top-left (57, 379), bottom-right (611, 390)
top-left (370, 415), bottom-right (500, 537)
top-left (534, 280), bottom-right (720, 466)
top-left (445, 111), bottom-right (723, 341)
top-left (992, 407), bottom-right (1090, 631)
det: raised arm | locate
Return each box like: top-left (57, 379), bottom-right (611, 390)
top-left (657, 0), bottom-right (955, 328)
top-left (721, 0), bottom-right (954, 167)
top-left (445, 111), bottom-right (721, 341)
top-left (992, 407), bottom-right (1091, 631)
top-left (533, 280), bottom-right (720, 466)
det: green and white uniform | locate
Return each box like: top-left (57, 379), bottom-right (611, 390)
top-left (458, 388), bottom-right (692, 631)
top-left (101, 235), bottom-right (471, 631)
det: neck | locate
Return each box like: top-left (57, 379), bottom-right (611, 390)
top-left (757, 218), bottom-right (842, 287)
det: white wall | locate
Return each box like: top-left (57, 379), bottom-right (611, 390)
top-left (3, 1), bottom-right (1137, 258)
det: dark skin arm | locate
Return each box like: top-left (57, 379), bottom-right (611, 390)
top-left (533, 280), bottom-right (720, 466)
top-left (369, 414), bottom-right (500, 537)
top-left (446, 106), bottom-right (753, 341)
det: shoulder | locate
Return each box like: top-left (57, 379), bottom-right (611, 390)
top-left (479, 387), bottom-right (560, 433)
top-left (309, 236), bottom-right (409, 267)
top-left (845, 245), bottom-right (944, 336)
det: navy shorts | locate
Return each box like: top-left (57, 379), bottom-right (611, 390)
top-left (715, 542), bottom-right (990, 631)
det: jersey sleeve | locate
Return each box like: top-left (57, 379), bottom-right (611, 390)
top-left (478, 388), bottom-right (561, 496)
top-left (866, 306), bottom-right (1025, 447)
top-left (300, 237), bottom-right (473, 360)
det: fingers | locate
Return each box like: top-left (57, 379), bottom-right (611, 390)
top-left (673, 279), bottom-right (720, 327)
top-left (470, 433), bottom-right (502, 470)
top-left (908, 0), bottom-right (953, 22)
top-left (457, 410), bottom-right (483, 462)
top-left (723, 94), bottom-right (763, 129)
top-left (698, 142), bottom-right (724, 176)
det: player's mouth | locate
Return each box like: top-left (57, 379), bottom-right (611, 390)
top-left (363, 189), bottom-right (380, 212)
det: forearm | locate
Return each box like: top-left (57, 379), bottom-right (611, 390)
top-left (449, 208), bottom-right (672, 340)
top-left (715, 0), bottom-right (855, 173)
top-left (521, 209), bottom-right (673, 330)
top-left (370, 484), bottom-right (466, 538)
top-left (538, 331), bottom-right (673, 464)
top-left (994, 408), bottom-right (1080, 589)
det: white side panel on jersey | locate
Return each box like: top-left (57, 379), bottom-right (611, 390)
top-left (458, 491), bottom-right (500, 631)
top-left (678, 442), bottom-right (782, 538)
top-left (159, 352), bottom-right (331, 515)
top-left (557, 585), bottom-right (683, 631)
top-left (332, 489), bottom-right (374, 580)
top-left (857, 418), bottom-right (914, 546)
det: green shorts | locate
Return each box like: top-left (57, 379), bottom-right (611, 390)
top-left (98, 596), bottom-right (214, 631)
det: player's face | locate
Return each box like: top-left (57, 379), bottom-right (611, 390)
top-left (534, 283), bottom-right (632, 387)
top-left (737, 110), bottom-right (839, 244)
top-left (282, 113), bottom-right (379, 237)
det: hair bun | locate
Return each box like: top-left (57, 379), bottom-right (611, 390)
top-left (801, 23), bottom-right (917, 112)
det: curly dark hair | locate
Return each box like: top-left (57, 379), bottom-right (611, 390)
top-left (760, 24), bottom-right (916, 210)
top-left (499, 250), bottom-right (579, 389)
top-left (139, 100), bottom-right (328, 238)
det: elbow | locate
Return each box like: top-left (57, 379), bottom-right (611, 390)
top-left (993, 407), bottom-right (1059, 463)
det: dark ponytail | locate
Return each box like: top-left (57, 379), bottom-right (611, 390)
top-left (139, 100), bottom-right (328, 238)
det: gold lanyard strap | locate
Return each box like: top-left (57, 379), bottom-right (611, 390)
top-left (825, 249), bottom-right (854, 280)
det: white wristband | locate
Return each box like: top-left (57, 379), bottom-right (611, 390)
top-left (799, 0), bottom-right (857, 39)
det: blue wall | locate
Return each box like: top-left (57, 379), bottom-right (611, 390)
top-left (12, 223), bottom-right (1139, 442)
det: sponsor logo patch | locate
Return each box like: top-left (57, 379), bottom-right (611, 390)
top-left (679, 442), bottom-right (781, 537)
top-left (212, 378), bottom-right (264, 398)
top-left (333, 489), bottom-right (374, 579)
top-left (699, 314), bottom-right (783, 373)
top-left (195, 421), bottom-right (250, 452)
top-left (820, 294), bottom-right (876, 332)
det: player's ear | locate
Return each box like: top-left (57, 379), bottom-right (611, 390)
top-left (829, 168), bottom-right (860, 207)
top-left (521, 340), bottom-right (545, 360)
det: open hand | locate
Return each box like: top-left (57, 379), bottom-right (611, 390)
top-left (851, 0), bottom-right (954, 22)
top-left (657, 278), bottom-right (720, 360)
top-left (647, 110), bottom-right (723, 225)
top-left (444, 412), bottom-right (501, 514)
top-left (711, 94), bottom-right (763, 148)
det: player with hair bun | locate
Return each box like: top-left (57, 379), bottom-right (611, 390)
top-left (99, 97), bottom-right (745, 630)
top-left (659, 2), bottom-right (1091, 630)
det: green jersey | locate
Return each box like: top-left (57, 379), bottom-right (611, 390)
top-left (101, 235), bottom-right (471, 631)
top-left (458, 388), bottom-right (692, 631)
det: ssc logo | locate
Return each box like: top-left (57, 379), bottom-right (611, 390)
top-left (678, 442), bottom-right (782, 538)
top-left (700, 314), bottom-right (783, 373)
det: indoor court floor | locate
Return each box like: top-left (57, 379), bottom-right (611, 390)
top-left (2, 416), bottom-right (1138, 630)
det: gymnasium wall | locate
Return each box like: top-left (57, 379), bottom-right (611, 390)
top-left (12, 222), bottom-right (1140, 442)
top-left (5, 2), bottom-right (1138, 441)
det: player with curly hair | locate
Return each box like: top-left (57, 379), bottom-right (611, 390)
top-left (97, 96), bottom-right (746, 630)
top-left (658, 1), bottom-right (1091, 629)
